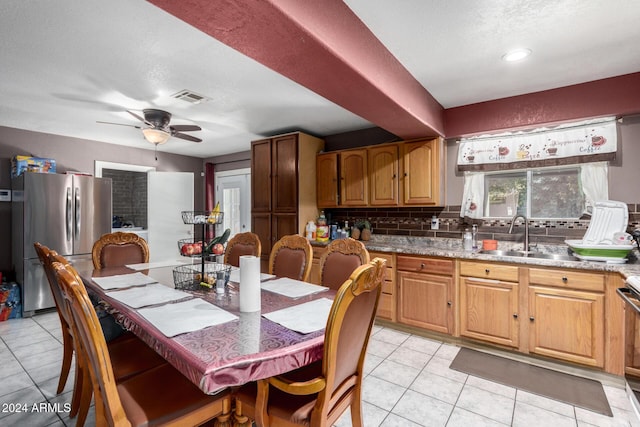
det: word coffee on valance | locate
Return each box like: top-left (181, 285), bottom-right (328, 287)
top-left (457, 119), bottom-right (617, 172)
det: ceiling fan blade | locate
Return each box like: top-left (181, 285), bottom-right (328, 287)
top-left (172, 132), bottom-right (202, 143)
top-left (170, 124), bottom-right (201, 132)
top-left (96, 120), bottom-right (141, 129)
top-left (127, 110), bottom-right (151, 126)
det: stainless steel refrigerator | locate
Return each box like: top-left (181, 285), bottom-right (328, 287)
top-left (12, 173), bottom-right (112, 316)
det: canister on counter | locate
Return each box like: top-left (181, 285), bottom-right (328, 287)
top-left (317, 224), bottom-right (330, 242)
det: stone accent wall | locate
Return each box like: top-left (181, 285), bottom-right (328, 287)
top-left (103, 170), bottom-right (147, 229)
top-left (325, 204), bottom-right (640, 246)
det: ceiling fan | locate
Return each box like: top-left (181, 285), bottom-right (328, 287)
top-left (98, 109), bottom-right (202, 145)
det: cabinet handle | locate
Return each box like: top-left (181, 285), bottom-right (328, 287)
top-left (562, 277), bottom-right (568, 283)
top-left (529, 316), bottom-right (535, 322)
top-left (392, 174), bottom-right (396, 179)
top-left (404, 172), bottom-right (408, 177)
top-left (447, 301), bottom-right (452, 306)
top-left (420, 263), bottom-right (425, 269)
top-left (485, 269), bottom-right (490, 274)
top-left (513, 313), bottom-right (518, 319)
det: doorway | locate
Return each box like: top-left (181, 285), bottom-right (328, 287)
top-left (215, 168), bottom-right (251, 239)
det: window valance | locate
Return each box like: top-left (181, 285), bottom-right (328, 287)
top-left (457, 118), bottom-right (617, 172)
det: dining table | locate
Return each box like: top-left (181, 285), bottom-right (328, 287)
top-left (75, 260), bottom-right (335, 399)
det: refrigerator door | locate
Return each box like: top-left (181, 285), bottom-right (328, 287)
top-left (73, 176), bottom-right (112, 255)
top-left (23, 173), bottom-right (74, 258)
top-left (22, 257), bottom-right (54, 315)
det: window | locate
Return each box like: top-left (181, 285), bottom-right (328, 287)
top-left (484, 167), bottom-right (585, 219)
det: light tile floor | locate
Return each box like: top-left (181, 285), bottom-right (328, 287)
top-left (2, 311), bottom-right (640, 426)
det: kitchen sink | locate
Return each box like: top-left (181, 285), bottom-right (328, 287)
top-left (478, 250), bottom-right (579, 261)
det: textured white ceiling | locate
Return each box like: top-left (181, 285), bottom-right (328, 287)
top-left (0, 0), bottom-right (639, 158)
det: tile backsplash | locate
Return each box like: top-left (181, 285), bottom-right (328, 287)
top-left (325, 204), bottom-right (640, 246)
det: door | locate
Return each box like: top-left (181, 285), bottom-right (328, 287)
top-left (73, 175), bottom-right (112, 255)
top-left (340, 149), bottom-right (368, 206)
top-left (251, 139), bottom-right (272, 212)
top-left (147, 172), bottom-right (194, 262)
top-left (369, 144), bottom-right (399, 206)
top-left (215, 169), bottom-right (251, 239)
top-left (402, 139), bottom-right (436, 205)
top-left (460, 277), bottom-right (519, 348)
top-left (272, 134), bottom-right (298, 212)
top-left (316, 152), bottom-right (338, 208)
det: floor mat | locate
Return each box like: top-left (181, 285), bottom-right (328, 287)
top-left (449, 348), bottom-right (612, 416)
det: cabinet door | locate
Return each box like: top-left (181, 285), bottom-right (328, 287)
top-left (398, 271), bottom-right (452, 334)
top-left (401, 139), bottom-right (438, 205)
top-left (368, 145), bottom-right (399, 206)
top-left (529, 286), bottom-right (604, 368)
top-left (316, 152), bottom-right (338, 208)
top-left (309, 245), bottom-right (328, 285)
top-left (251, 139), bottom-right (272, 212)
top-left (339, 150), bottom-right (368, 206)
top-left (252, 212), bottom-right (271, 268)
top-left (460, 277), bottom-right (519, 348)
top-left (371, 251), bottom-right (396, 321)
top-left (272, 213), bottom-right (297, 244)
top-left (272, 134), bottom-right (298, 212)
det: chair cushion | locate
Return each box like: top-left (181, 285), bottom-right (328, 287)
top-left (101, 244), bottom-right (146, 268)
top-left (273, 249), bottom-right (306, 280)
top-left (227, 243), bottom-right (257, 268)
top-left (321, 253), bottom-right (362, 290)
top-left (117, 364), bottom-right (228, 426)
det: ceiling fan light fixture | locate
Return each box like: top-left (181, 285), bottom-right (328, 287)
top-left (502, 48), bottom-right (532, 62)
top-left (142, 128), bottom-right (170, 145)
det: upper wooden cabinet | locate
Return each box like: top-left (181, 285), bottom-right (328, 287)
top-left (340, 149), bottom-right (368, 206)
top-left (316, 137), bottom-right (444, 208)
top-left (316, 152), bottom-right (338, 208)
top-left (401, 138), bottom-right (442, 205)
top-left (368, 144), bottom-right (399, 206)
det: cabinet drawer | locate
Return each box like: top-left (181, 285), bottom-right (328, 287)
top-left (460, 261), bottom-right (518, 282)
top-left (370, 251), bottom-right (395, 282)
top-left (381, 280), bottom-right (394, 295)
top-left (528, 268), bottom-right (605, 292)
top-left (377, 293), bottom-right (395, 321)
top-left (312, 245), bottom-right (328, 260)
top-left (397, 255), bottom-right (453, 275)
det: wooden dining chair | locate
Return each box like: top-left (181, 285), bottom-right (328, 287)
top-left (234, 257), bottom-right (387, 427)
top-left (52, 261), bottom-right (232, 427)
top-left (92, 232), bottom-right (149, 269)
top-left (224, 232), bottom-right (262, 267)
top-left (318, 238), bottom-right (370, 290)
top-left (35, 243), bottom-right (166, 427)
top-left (268, 235), bottom-right (313, 281)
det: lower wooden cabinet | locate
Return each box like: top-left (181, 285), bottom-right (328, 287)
top-left (309, 245), bottom-right (327, 285)
top-left (528, 267), bottom-right (605, 368)
top-left (371, 251), bottom-right (396, 321)
top-left (397, 256), bottom-right (454, 334)
top-left (460, 277), bottom-right (519, 348)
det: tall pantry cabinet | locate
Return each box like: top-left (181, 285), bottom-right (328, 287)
top-left (251, 132), bottom-right (324, 271)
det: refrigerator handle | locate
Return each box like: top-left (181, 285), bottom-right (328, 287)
top-left (66, 187), bottom-right (72, 242)
top-left (75, 187), bottom-right (81, 240)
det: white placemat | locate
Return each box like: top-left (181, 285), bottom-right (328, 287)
top-left (229, 268), bottom-right (275, 284)
top-left (92, 272), bottom-right (157, 290)
top-left (106, 284), bottom-right (192, 308)
top-left (261, 277), bottom-right (328, 298)
top-left (262, 298), bottom-right (333, 334)
top-left (137, 298), bottom-right (238, 337)
top-left (125, 259), bottom-right (192, 271)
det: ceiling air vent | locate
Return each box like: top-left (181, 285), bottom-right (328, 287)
top-left (171, 90), bottom-right (210, 104)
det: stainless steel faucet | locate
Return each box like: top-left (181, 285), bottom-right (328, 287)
top-left (508, 214), bottom-right (530, 252)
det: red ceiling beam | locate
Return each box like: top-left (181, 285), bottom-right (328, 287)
top-left (146, 0), bottom-right (444, 139)
top-left (444, 72), bottom-right (640, 138)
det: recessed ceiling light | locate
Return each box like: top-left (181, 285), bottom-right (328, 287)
top-left (502, 48), bottom-right (532, 62)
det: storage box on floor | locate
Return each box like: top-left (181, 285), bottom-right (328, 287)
top-left (0, 282), bottom-right (22, 320)
top-left (11, 155), bottom-right (56, 178)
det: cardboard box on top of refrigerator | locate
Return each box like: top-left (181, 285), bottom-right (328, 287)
top-left (11, 155), bottom-right (56, 178)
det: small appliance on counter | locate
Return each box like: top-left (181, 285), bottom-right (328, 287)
top-left (565, 200), bottom-right (635, 263)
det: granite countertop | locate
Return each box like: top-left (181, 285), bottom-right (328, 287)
top-left (315, 235), bottom-right (640, 279)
